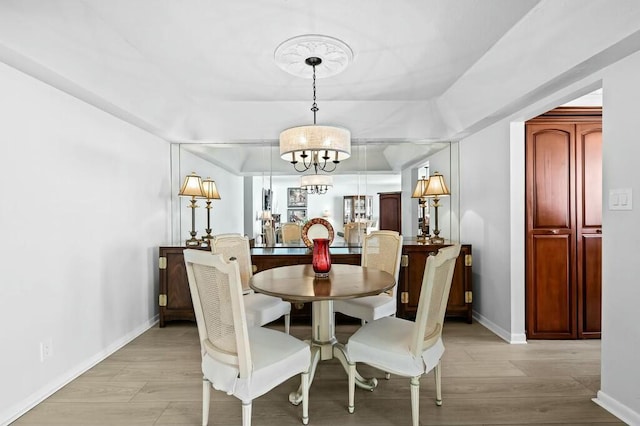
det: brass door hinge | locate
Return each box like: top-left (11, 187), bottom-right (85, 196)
top-left (159, 257), bottom-right (167, 269)
top-left (401, 255), bottom-right (409, 267)
top-left (465, 254), bottom-right (472, 267)
top-left (159, 294), bottom-right (167, 307)
top-left (401, 292), bottom-right (409, 304)
top-left (465, 291), bottom-right (473, 304)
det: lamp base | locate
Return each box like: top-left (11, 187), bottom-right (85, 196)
top-left (185, 238), bottom-right (201, 247)
top-left (429, 236), bottom-right (445, 244)
top-left (416, 234), bottom-right (429, 242)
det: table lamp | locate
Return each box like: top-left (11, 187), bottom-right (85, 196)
top-left (411, 175), bottom-right (430, 241)
top-left (423, 171), bottom-right (450, 244)
top-left (200, 177), bottom-right (221, 243)
top-left (178, 172), bottom-right (205, 246)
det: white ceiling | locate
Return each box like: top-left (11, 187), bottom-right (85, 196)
top-left (1, 1), bottom-right (639, 174)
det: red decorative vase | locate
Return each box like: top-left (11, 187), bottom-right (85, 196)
top-left (312, 238), bottom-right (331, 278)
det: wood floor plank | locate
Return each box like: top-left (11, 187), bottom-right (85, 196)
top-left (44, 380), bottom-right (147, 403)
top-left (12, 402), bottom-right (168, 425)
top-left (12, 322), bottom-right (624, 425)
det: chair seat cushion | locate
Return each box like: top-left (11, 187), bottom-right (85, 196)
top-left (334, 294), bottom-right (396, 323)
top-left (347, 316), bottom-right (444, 377)
top-left (243, 292), bottom-right (291, 327)
top-left (203, 326), bottom-right (310, 401)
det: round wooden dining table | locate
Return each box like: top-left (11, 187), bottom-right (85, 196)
top-left (250, 263), bottom-right (395, 405)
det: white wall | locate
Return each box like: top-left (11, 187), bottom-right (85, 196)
top-left (459, 122), bottom-right (517, 341)
top-left (0, 64), bottom-right (171, 424)
top-left (595, 50), bottom-right (640, 424)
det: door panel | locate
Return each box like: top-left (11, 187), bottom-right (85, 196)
top-left (578, 125), bottom-right (603, 228)
top-left (528, 235), bottom-right (576, 338)
top-left (579, 235), bottom-right (602, 336)
top-left (576, 123), bottom-right (602, 338)
top-left (530, 126), bottom-right (574, 229)
top-left (526, 123), bottom-right (576, 339)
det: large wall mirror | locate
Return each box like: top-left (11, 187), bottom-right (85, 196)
top-left (170, 140), bottom-right (459, 246)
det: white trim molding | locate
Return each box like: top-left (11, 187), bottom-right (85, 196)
top-left (473, 311), bottom-right (527, 344)
top-left (593, 391), bottom-right (640, 425)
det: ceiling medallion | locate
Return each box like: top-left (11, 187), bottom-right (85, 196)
top-left (274, 34), bottom-right (353, 78)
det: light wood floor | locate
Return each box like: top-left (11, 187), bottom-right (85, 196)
top-left (14, 320), bottom-right (623, 425)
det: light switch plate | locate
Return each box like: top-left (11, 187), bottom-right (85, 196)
top-left (609, 188), bottom-right (633, 210)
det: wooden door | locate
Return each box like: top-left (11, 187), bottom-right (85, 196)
top-left (526, 123), bottom-right (577, 339)
top-left (576, 123), bottom-right (602, 338)
top-left (378, 192), bottom-right (402, 232)
top-left (525, 108), bottom-right (602, 340)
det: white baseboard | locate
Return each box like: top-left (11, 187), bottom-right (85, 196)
top-left (593, 390), bottom-right (640, 425)
top-left (473, 311), bottom-right (527, 344)
top-left (1, 316), bottom-right (158, 426)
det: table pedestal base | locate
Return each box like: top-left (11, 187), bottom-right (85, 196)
top-left (289, 300), bottom-right (379, 406)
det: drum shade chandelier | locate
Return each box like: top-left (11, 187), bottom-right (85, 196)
top-left (277, 35), bottom-right (352, 174)
top-left (300, 173), bottom-right (333, 195)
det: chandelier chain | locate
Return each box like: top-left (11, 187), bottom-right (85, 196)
top-left (311, 64), bottom-right (318, 125)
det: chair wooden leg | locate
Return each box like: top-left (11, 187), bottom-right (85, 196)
top-left (202, 378), bottom-right (211, 426)
top-left (301, 371), bottom-right (309, 425)
top-left (410, 376), bottom-right (420, 426)
top-left (348, 362), bottom-right (356, 414)
top-left (435, 361), bottom-right (442, 406)
top-left (242, 401), bottom-right (252, 426)
top-left (284, 314), bottom-right (291, 334)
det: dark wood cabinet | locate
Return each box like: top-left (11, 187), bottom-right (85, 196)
top-left (397, 240), bottom-right (473, 323)
top-left (158, 246), bottom-right (200, 327)
top-left (158, 246), bottom-right (361, 326)
top-left (525, 107), bottom-right (602, 339)
top-left (159, 242), bottom-right (472, 326)
top-left (378, 191), bottom-right (402, 232)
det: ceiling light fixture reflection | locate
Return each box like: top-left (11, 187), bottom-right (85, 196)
top-left (301, 173), bottom-right (333, 195)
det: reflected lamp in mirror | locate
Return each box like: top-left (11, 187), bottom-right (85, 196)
top-left (178, 172), bottom-right (205, 246)
top-left (200, 178), bottom-right (221, 243)
top-left (301, 173), bottom-right (333, 195)
top-left (423, 172), bottom-right (450, 244)
top-left (411, 175), bottom-right (430, 242)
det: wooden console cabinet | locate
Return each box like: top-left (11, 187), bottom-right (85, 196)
top-left (158, 245), bottom-right (361, 326)
top-left (397, 240), bottom-right (473, 323)
top-left (158, 242), bottom-right (472, 326)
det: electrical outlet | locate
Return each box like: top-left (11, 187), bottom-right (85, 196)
top-left (40, 338), bottom-right (53, 362)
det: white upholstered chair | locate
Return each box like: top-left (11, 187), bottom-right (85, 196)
top-left (183, 249), bottom-right (310, 426)
top-left (211, 233), bottom-right (291, 334)
top-left (334, 230), bottom-right (403, 325)
top-left (345, 244), bottom-right (461, 426)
